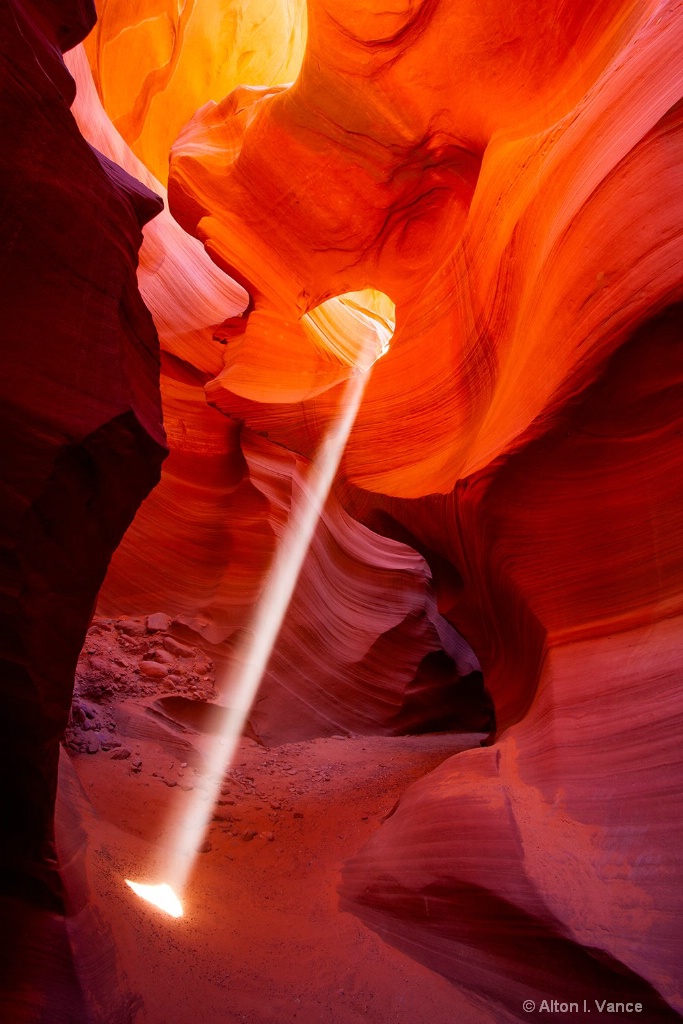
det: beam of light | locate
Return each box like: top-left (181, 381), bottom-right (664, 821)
top-left (125, 880), bottom-right (184, 918)
top-left (126, 290), bottom-right (394, 902)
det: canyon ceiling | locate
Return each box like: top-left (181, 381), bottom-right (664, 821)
top-left (0, 0), bottom-right (682, 1021)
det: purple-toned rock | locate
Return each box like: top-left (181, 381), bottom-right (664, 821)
top-left (118, 619), bottom-right (147, 638)
top-left (0, 0), bottom-right (166, 910)
top-left (147, 612), bottom-right (172, 632)
top-left (163, 637), bottom-right (195, 658)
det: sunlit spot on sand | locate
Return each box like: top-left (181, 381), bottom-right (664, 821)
top-left (125, 880), bottom-right (184, 918)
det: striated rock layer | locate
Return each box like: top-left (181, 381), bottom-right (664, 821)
top-left (31, 0), bottom-right (683, 1017)
top-left (162, 0), bottom-right (683, 1015)
top-left (83, 0), bottom-right (307, 184)
top-left (341, 305), bottom-right (683, 1018)
top-left (0, 0), bottom-right (166, 922)
top-left (64, 42), bottom-right (483, 742)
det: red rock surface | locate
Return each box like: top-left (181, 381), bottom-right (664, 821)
top-left (0, 0), bottom-right (166, 859)
top-left (58, 728), bottom-right (505, 1024)
top-left (126, 0), bottom-right (683, 1014)
top-left (2, 0), bottom-right (682, 1021)
top-left (62, 43), bottom-right (486, 743)
top-left (0, 0), bottom-right (166, 1014)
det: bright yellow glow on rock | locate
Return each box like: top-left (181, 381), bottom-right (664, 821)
top-left (125, 880), bottom-right (184, 918)
top-left (302, 289), bottom-right (395, 372)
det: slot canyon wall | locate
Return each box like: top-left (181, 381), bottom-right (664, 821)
top-left (0, 0), bottom-right (682, 1021)
top-left (0, 0), bottom-right (167, 913)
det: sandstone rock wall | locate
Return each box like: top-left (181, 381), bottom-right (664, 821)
top-left (0, 0), bottom-right (166, 907)
top-left (164, 0), bottom-right (682, 1011)
top-left (4, 0), bottom-right (680, 1017)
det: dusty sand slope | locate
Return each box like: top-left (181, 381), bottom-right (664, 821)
top-left (58, 708), bottom-right (509, 1024)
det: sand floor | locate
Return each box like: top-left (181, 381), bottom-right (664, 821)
top-left (57, 701), bottom-right (508, 1024)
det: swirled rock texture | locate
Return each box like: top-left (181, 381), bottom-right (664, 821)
top-left (0, 0), bottom-right (165, 930)
top-left (340, 305), bottom-right (683, 1020)
top-left (64, 46), bottom-right (479, 741)
top-left (83, 0), bottom-right (307, 182)
top-left (20, 0), bottom-right (683, 1018)
top-left (163, 0), bottom-right (683, 1016)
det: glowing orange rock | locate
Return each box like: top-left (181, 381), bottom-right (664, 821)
top-left (83, 0), bottom-right (307, 182)
top-left (48, 0), bottom-right (683, 1012)
top-left (170, 0), bottom-right (680, 494)
top-left (65, 45), bottom-right (476, 737)
top-left (65, 46), bottom-right (264, 641)
top-left (162, 0), bottom-right (683, 1012)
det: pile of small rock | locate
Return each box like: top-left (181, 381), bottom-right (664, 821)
top-left (63, 613), bottom-right (218, 754)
